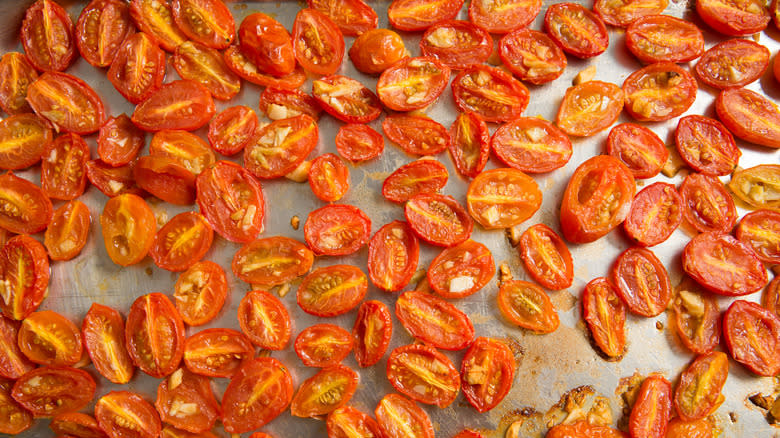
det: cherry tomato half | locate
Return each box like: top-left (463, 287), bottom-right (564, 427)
top-left (98, 115), bottom-right (145, 167)
top-left (492, 117), bottom-right (572, 173)
top-left (469, 0), bottom-right (541, 33)
top-left (237, 290), bottom-right (292, 350)
top-left (12, 366), bottom-right (95, 417)
top-left (544, 3), bottom-right (609, 58)
top-left (244, 115), bottom-right (319, 179)
top-left (428, 239), bottom-right (494, 299)
top-left (108, 32), bottom-right (166, 105)
top-left (449, 112), bottom-right (489, 178)
top-left (696, 0), bottom-right (770, 36)
top-left (155, 368), bottom-right (219, 433)
top-left (665, 418), bottom-right (714, 438)
top-left (336, 124), bottom-right (385, 162)
top-left (129, 0), bottom-right (187, 52)
top-left (132, 80), bottom-right (216, 132)
top-left (375, 393), bottom-right (434, 438)
top-left (383, 115), bottom-right (451, 156)
top-left (298, 265), bottom-right (368, 317)
top-left (396, 290), bottom-right (475, 350)
top-left (420, 21), bottom-right (492, 70)
top-left (611, 247), bottom-right (671, 317)
top-left (353, 300), bottom-right (393, 367)
top-left (290, 364), bottom-right (359, 417)
top-left (327, 405), bottom-right (382, 438)
top-left (547, 421), bottom-right (627, 438)
top-left (695, 39), bottom-right (770, 89)
top-left (82, 303), bottom-right (135, 385)
top-left (716, 87), bottom-right (780, 148)
top-left (406, 193), bottom-right (473, 247)
top-left (723, 300), bottom-right (780, 376)
top-left (183, 328), bottom-right (254, 378)
top-left (593, 0), bottom-right (668, 27)
top-left (605, 123), bottom-right (667, 179)
top-left (519, 224), bottom-right (572, 291)
top-left (49, 412), bottom-right (106, 438)
top-left (0, 172), bottom-right (52, 235)
top-left (466, 168), bottom-right (541, 230)
top-left (171, 0), bottom-right (235, 49)
top-left (0, 378), bottom-right (32, 434)
top-left (207, 106), bottom-right (258, 156)
top-left (232, 236), bottom-right (313, 287)
top-left (100, 193), bottom-right (156, 266)
top-left (0, 113), bottom-right (51, 171)
top-left (221, 357), bottom-right (293, 433)
top-left (727, 164), bottom-right (780, 209)
top-left (387, 344), bottom-right (460, 408)
top-left (0, 52), bottom-right (37, 115)
top-left (671, 284), bottom-right (721, 355)
top-left (238, 13), bottom-right (295, 77)
top-left (76, 0), bottom-right (133, 68)
top-left (313, 75), bottom-right (382, 123)
top-left (304, 204), bottom-right (371, 256)
top-left (150, 212), bottom-right (213, 272)
top-left (19, 310), bottom-right (82, 366)
top-left (675, 115), bottom-right (740, 176)
top-left (582, 277), bottom-right (626, 359)
top-left (629, 375), bottom-right (672, 438)
top-left (556, 81), bottom-right (625, 137)
top-left (625, 14), bottom-right (704, 63)
top-left (623, 182), bottom-right (682, 247)
top-left (498, 29), bottom-right (566, 85)
top-left (21, 0), bottom-right (76, 72)
top-left (308, 0), bottom-right (378, 36)
top-left (674, 352), bottom-right (728, 421)
top-left (172, 261), bottom-right (228, 327)
top-left (497, 280), bottom-right (560, 334)
top-left (0, 235), bottom-right (50, 320)
top-left (679, 172), bottom-right (737, 233)
top-left (377, 57), bottom-right (450, 111)
top-left (367, 220), bottom-right (419, 292)
top-left (95, 390), bottom-right (161, 438)
top-left (348, 29), bottom-right (407, 75)
top-left (382, 158), bottom-right (448, 203)
top-left (736, 209), bottom-right (780, 264)
top-left (294, 324), bottom-right (353, 367)
top-left (41, 133), bottom-right (90, 201)
top-left (461, 337), bottom-right (515, 413)
top-left (223, 45), bottom-right (307, 89)
top-left (623, 62), bottom-right (697, 122)
top-left (0, 316), bottom-right (34, 379)
top-left (293, 9), bottom-right (345, 76)
top-left (173, 41), bottom-right (241, 101)
top-left (261, 87), bottom-right (322, 121)
top-left (682, 232), bottom-right (767, 296)
top-left (387, 0), bottom-right (463, 31)
top-left (27, 72), bottom-right (106, 135)
top-left (125, 293), bottom-right (185, 378)
top-left (452, 65), bottom-right (529, 123)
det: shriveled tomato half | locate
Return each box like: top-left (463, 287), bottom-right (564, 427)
top-left (293, 9), bottom-right (344, 76)
top-left (98, 115), bottom-right (145, 167)
top-left (765, 276), bottom-right (780, 319)
top-left (466, 168), bottom-right (542, 230)
top-left (367, 221), bottom-right (419, 292)
top-left (82, 303), bottom-right (135, 385)
top-left (245, 114), bottom-right (318, 179)
top-left (261, 87), bottom-right (322, 121)
top-left (428, 240), bottom-right (494, 299)
top-left (736, 209), bottom-right (780, 264)
top-left (349, 29), bottom-right (407, 74)
top-left (680, 173), bottom-right (737, 233)
top-left (683, 232), bottom-right (767, 296)
top-left (382, 159), bottom-right (447, 203)
top-left (100, 193), bottom-right (156, 266)
top-left (221, 357), bottom-right (293, 433)
top-left (0, 172), bottom-right (52, 235)
top-left (697, 0), bottom-right (769, 35)
top-left (623, 182), bottom-right (682, 247)
top-left (469, 0), bottom-right (541, 33)
top-left (0, 316), bottom-right (34, 379)
top-left (675, 115), bottom-right (739, 176)
top-left (86, 160), bottom-right (146, 197)
top-left (309, 154), bottom-right (350, 202)
top-left (238, 13), bottom-right (296, 77)
top-left (388, 0), bottom-right (463, 31)
top-left (420, 21), bottom-right (492, 70)
top-left (309, 0), bottom-right (378, 36)
top-left (21, 0), bottom-right (76, 72)
top-left (498, 29), bottom-right (566, 85)
top-left (387, 344), bottom-right (460, 408)
top-left (237, 289), bottom-right (292, 350)
top-left (728, 164), bottom-right (780, 209)
top-left (294, 324), bottom-right (353, 367)
top-left (129, 0), bottom-right (187, 51)
top-left (313, 75), bottom-right (382, 123)
top-left (406, 193), bottom-right (472, 247)
top-left (492, 117), bottom-right (572, 174)
top-left (377, 57), bottom-right (451, 111)
top-left (672, 283), bottom-right (721, 355)
top-left (666, 418), bottom-right (714, 438)
top-left (353, 300), bottom-right (392, 367)
top-left (95, 390), bottom-right (161, 438)
top-left (175, 261), bottom-right (227, 326)
top-left (108, 32), bottom-right (166, 105)
top-left (626, 15), bottom-right (703, 63)
top-left (41, 133), bottom-right (90, 200)
top-left (605, 123), bottom-right (667, 179)
top-left (518, 224), bottom-right (572, 291)
top-left (126, 293), bottom-right (185, 378)
top-left (76, 0), bottom-right (133, 67)
top-left (150, 212), bottom-right (213, 272)
top-left (0, 378), bottom-right (31, 434)
top-left (623, 62), bottom-right (697, 122)
top-left (0, 52), bottom-right (37, 115)
top-left (327, 405), bottom-right (382, 438)
top-left (395, 290), bottom-right (475, 350)
top-left (497, 280), bottom-right (559, 334)
top-left (183, 328), bottom-right (253, 378)
top-left (304, 204), bottom-right (371, 255)
top-left (452, 65), bottom-right (529, 123)
top-left (150, 129), bottom-right (216, 174)
top-left (0, 235), bottom-right (50, 321)
top-left (232, 236), bottom-right (313, 286)
top-left (674, 352), bottom-right (729, 421)
top-left (298, 265), bottom-right (367, 317)
top-left (196, 161), bottom-right (265, 243)
top-left (375, 393), bottom-right (434, 438)
top-left (134, 156), bottom-right (196, 205)
top-left (448, 112), bottom-right (489, 178)
top-left (223, 45), bottom-right (307, 89)
top-left (291, 364), bottom-right (359, 417)
top-left (156, 368), bottom-right (219, 433)
top-left (383, 115), bottom-right (450, 156)
top-left (611, 247), bottom-right (671, 317)
top-left (629, 375), bottom-right (672, 438)
top-left (548, 421), bottom-right (626, 438)
top-left (50, 412), bottom-right (106, 438)
top-left (545, 3), bottom-right (609, 58)
top-left (0, 113), bottom-right (52, 171)
top-left (723, 300), bottom-right (780, 376)
top-left (560, 155), bottom-right (635, 243)
top-left (556, 81), bottom-right (624, 137)
top-left (173, 41), bottom-right (241, 100)
top-left (133, 80), bottom-right (216, 132)
top-left (582, 277), bottom-right (626, 359)
top-left (336, 124), bottom-right (385, 163)
top-left (12, 366), bottom-right (95, 417)
top-left (594, 0), bottom-right (668, 27)
top-left (208, 106), bottom-right (258, 156)
top-left (696, 39), bottom-right (769, 89)
top-left (717, 88), bottom-right (780, 148)
top-left (172, 0), bottom-right (235, 49)
top-left (44, 200), bottom-right (90, 261)
top-left (461, 337), bottom-right (517, 414)
top-left (28, 72), bottom-right (106, 135)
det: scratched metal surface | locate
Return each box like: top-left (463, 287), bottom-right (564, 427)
top-left (2, 0), bottom-right (780, 436)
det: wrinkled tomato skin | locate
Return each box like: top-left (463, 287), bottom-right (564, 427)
top-left (623, 62), bottom-right (697, 122)
top-left (518, 224), bottom-right (573, 291)
top-left (695, 39), bottom-right (769, 89)
top-left (629, 375), bottom-right (672, 438)
top-left (308, 0), bottom-right (378, 36)
top-left (21, 0), bottom-right (76, 72)
top-left (544, 3), bottom-right (609, 58)
top-left (0, 235), bottom-right (50, 321)
top-left (224, 45), bottom-right (307, 89)
top-left (492, 117), bottom-right (572, 174)
top-left (582, 277), bottom-right (626, 359)
top-left (469, 0), bottom-right (542, 34)
top-left (27, 72), bottom-right (106, 135)
top-left (387, 0), bottom-right (464, 31)
top-left (293, 9), bottom-right (345, 76)
top-left (349, 29), bottom-right (407, 75)
top-left (132, 80), bottom-right (216, 132)
top-left (237, 290), bottom-right (292, 351)
top-left (76, 0), bottom-right (134, 68)
top-left (679, 173), bottom-right (737, 234)
top-left (12, 366), bottom-right (96, 418)
top-left (98, 115), bottom-right (145, 167)
top-left (382, 159), bottom-right (448, 203)
top-left (611, 247), bottom-right (672, 317)
top-left (221, 357), bottom-right (294, 433)
top-left (716, 87), bottom-right (780, 148)
top-left (86, 159), bottom-right (146, 198)
top-left (623, 182), bottom-right (682, 247)
top-left (460, 337), bottom-right (516, 413)
top-left (171, 0), bottom-right (236, 49)
top-left (560, 155), bottom-right (635, 244)
top-left (675, 115), bottom-right (740, 176)
top-left (736, 209), bottom-right (780, 264)
top-left (683, 232), bottom-right (768, 296)
top-left (0, 113), bottom-right (52, 171)
top-left (0, 52), bottom-right (37, 115)
top-left (0, 172), bottom-right (53, 235)
top-left (290, 364), bottom-right (359, 418)
top-left (497, 280), bottom-right (560, 334)
top-left (129, 0), bottom-right (187, 52)
top-left (451, 65), bottom-right (529, 123)
top-left (336, 123), bottom-right (385, 162)
top-left (41, 133), bottom-right (90, 201)
top-left (546, 421), bottom-right (627, 438)
top-left (386, 344), bottom-right (460, 408)
top-left (556, 81), bottom-right (625, 137)
top-left (499, 29), bottom-right (566, 85)
top-left (244, 114), bottom-right (319, 179)
top-left (49, 412), bottom-right (106, 438)
top-left (367, 221), bottom-right (419, 292)
top-left (674, 352), bottom-right (729, 421)
top-left (95, 390), bottom-right (162, 438)
top-left (428, 239), bottom-right (494, 299)
top-left (405, 193), bottom-right (473, 247)
top-left (134, 156), bottom-right (196, 205)
top-left (696, 0), bottom-right (770, 36)
top-left (0, 316), bottom-right (35, 379)
top-left (313, 75), bottom-right (382, 123)
top-left (625, 15), bottom-right (704, 63)
top-left (183, 328), bottom-right (253, 378)
top-left (44, 200), bottom-right (91, 261)
top-left (208, 106), bottom-right (258, 156)
top-left (764, 277), bottom-right (780, 320)
top-left (304, 204), bottom-right (371, 256)
top-left (353, 300), bottom-right (392, 367)
top-left (82, 303), bottom-right (135, 385)
top-left (377, 57), bottom-right (450, 111)
top-left (239, 13), bottom-right (296, 77)
top-left (294, 324), bottom-right (353, 368)
top-left (449, 112), bottom-right (489, 178)
top-left (606, 123), bottom-right (667, 179)
top-left (174, 261), bottom-right (228, 326)
top-left (125, 293), bottom-right (186, 378)
top-left (395, 290), bottom-right (475, 350)
top-left (108, 32), bottom-right (166, 105)
top-left (155, 368), bottom-right (219, 433)
top-left (420, 21), bottom-right (492, 70)
top-left (723, 300), bottom-right (780, 376)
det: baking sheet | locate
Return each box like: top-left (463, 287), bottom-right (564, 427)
top-left (2, 0), bottom-right (780, 436)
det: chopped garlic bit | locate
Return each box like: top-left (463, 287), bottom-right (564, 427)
top-left (290, 215), bottom-right (300, 230)
top-left (266, 104), bottom-right (300, 120)
top-left (661, 144), bottom-right (685, 177)
top-left (678, 290), bottom-right (704, 317)
top-left (573, 65), bottom-right (597, 85)
top-left (525, 126), bottom-right (546, 142)
top-left (277, 282), bottom-right (291, 297)
top-left (169, 368), bottom-right (183, 390)
top-left (285, 160), bottom-right (311, 182)
top-left (449, 276), bottom-right (475, 294)
top-left (505, 420), bottom-right (524, 438)
top-left (426, 27), bottom-right (457, 48)
top-left (506, 225), bottom-right (523, 247)
top-left (499, 262), bottom-right (513, 284)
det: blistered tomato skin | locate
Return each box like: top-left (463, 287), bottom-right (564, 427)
top-left (239, 13), bottom-right (296, 77)
top-left (716, 88), bottom-right (780, 148)
top-left (349, 29), bottom-right (407, 74)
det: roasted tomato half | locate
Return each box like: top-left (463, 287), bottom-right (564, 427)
top-left (12, 366), bottom-right (95, 418)
top-left (623, 182), bottom-right (682, 247)
top-left (406, 193), bottom-right (472, 247)
top-left (419, 21), bottom-right (492, 70)
top-left (171, 0), bottom-right (235, 49)
top-left (451, 65), bottom-right (529, 123)
top-left (244, 115), bottom-right (318, 179)
top-left (221, 357), bottom-right (293, 433)
top-left (375, 393), bottom-right (434, 438)
top-left (293, 8), bottom-right (345, 76)
top-left (695, 39), bottom-right (770, 89)
top-left (173, 41), bottom-right (241, 101)
top-left (382, 158), bottom-right (448, 203)
top-left (674, 352), bottom-right (729, 421)
top-left (497, 280), bottom-right (559, 334)
top-left (232, 236), bottom-right (313, 287)
top-left (606, 123), bottom-right (667, 179)
top-left (27, 72), bottom-right (106, 135)
top-left (582, 277), bottom-right (626, 359)
top-left (367, 221), bottom-right (419, 292)
top-left (625, 14), bottom-right (704, 63)
top-left (313, 75), bottom-right (382, 123)
top-left (82, 303), bottom-right (135, 384)
top-left (387, 344), bottom-right (460, 408)
top-left (150, 211), bottom-right (214, 272)
top-left (95, 390), bottom-right (161, 438)
top-left (132, 80), bottom-right (216, 132)
top-left (736, 209), bottom-right (780, 264)
top-left (723, 300), bottom-right (780, 376)
top-left (519, 224), bottom-right (572, 291)
top-left (353, 300), bottom-right (393, 367)
top-left (469, 0), bottom-right (541, 33)
top-left (0, 235), bottom-right (50, 320)
top-left (682, 232), bottom-right (767, 296)
top-left (98, 114), bottom-right (145, 167)
top-left (208, 105), bottom-right (258, 156)
top-left (492, 117), bottom-right (572, 173)
top-left (183, 328), bottom-right (254, 378)
top-left (0, 53), bottom-right (37, 115)
top-left (238, 13), bottom-right (295, 77)
top-left (21, 0), bottom-right (76, 72)
top-left (304, 204), bottom-right (371, 256)
top-left (466, 168), bottom-right (541, 230)
top-left (544, 3), bottom-right (609, 58)
top-left (308, 0), bottom-right (378, 36)
top-left (387, 0), bottom-right (463, 31)
top-left (623, 62), bottom-right (697, 122)
top-left (428, 239), bottom-right (494, 299)
top-left (125, 293), bottom-right (185, 378)
top-left (716, 88), bottom-right (780, 148)
top-left (675, 115), bottom-right (740, 176)
top-left (395, 290), bottom-right (475, 350)
top-left (297, 265), bottom-right (368, 317)
top-left (671, 281), bottom-right (721, 355)
top-left (76, 0), bottom-right (133, 67)
top-left (728, 164), bottom-right (780, 209)
top-left (237, 289), bottom-right (292, 350)
top-left (377, 57), bottom-right (450, 111)
top-left (290, 364), bottom-right (358, 417)
top-left (461, 337), bottom-right (516, 413)
top-left (611, 247), bottom-right (672, 317)
top-left (19, 310), bottom-right (82, 366)
top-left (555, 81), bottom-right (624, 137)
top-left (108, 32), bottom-right (166, 105)
top-left (498, 29), bottom-right (566, 85)
top-left (129, 0), bottom-right (188, 51)
top-left (679, 172), bottom-right (737, 233)
top-left (696, 0), bottom-right (770, 36)
top-left (100, 193), bottom-right (156, 266)
top-left (0, 113), bottom-right (51, 171)
top-left (349, 29), bottom-right (406, 74)
top-left (294, 324), bottom-right (353, 367)
top-left (629, 375), bottom-right (672, 438)
top-left (41, 133), bottom-right (90, 201)
top-left (336, 123), bottom-right (385, 162)
top-left (594, 0), bottom-right (668, 27)
top-left (449, 112), bottom-right (490, 178)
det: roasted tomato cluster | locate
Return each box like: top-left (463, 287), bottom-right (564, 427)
top-left (0, 0), bottom-right (779, 437)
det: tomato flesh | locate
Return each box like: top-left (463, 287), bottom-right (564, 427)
top-left (21, 0), bottom-right (76, 72)
top-left (674, 352), bottom-right (729, 421)
top-left (183, 328), bottom-right (253, 378)
top-left (221, 357), bottom-right (293, 433)
top-left (492, 117), bottom-right (572, 173)
top-left (290, 364), bottom-right (358, 417)
top-left (353, 300), bottom-right (393, 367)
top-left (82, 303), bottom-right (135, 385)
top-left (556, 81), bottom-right (625, 137)
top-left (0, 235), bottom-right (50, 320)
top-left (304, 204), bottom-right (371, 256)
top-left (606, 123), bottom-right (667, 179)
top-left (0, 52), bottom-right (37, 115)
top-left (497, 280), bottom-right (560, 334)
top-left (623, 182), bottom-right (682, 247)
top-left (460, 337), bottom-right (516, 413)
top-left (544, 3), bottom-right (609, 58)
top-left (626, 15), bottom-right (704, 63)
top-left (623, 62), bottom-right (697, 122)
top-left (125, 293), bottom-right (185, 378)
top-left (723, 300), bottom-right (780, 376)
top-left (382, 158), bottom-right (448, 203)
top-left (451, 65), bottom-right (529, 123)
top-left (518, 224), bottom-right (573, 291)
top-left (386, 344), bottom-right (460, 408)
top-left (428, 239), bottom-right (494, 299)
top-left (108, 32), bottom-right (166, 105)
top-left (294, 324), bottom-right (353, 368)
top-left (232, 236), bottom-right (313, 287)
top-left (0, 113), bottom-right (52, 171)
top-left (237, 289), bottom-right (292, 350)
top-left (467, 168), bottom-right (541, 230)
top-left (406, 193), bottom-right (473, 247)
top-left (76, 0), bottom-right (134, 67)
top-left (375, 393), bottom-right (434, 438)
top-left (12, 366), bottom-right (96, 418)
top-left (27, 72), bottom-right (106, 135)
top-left (396, 290), bottom-right (475, 350)
top-left (297, 265), bottom-right (368, 317)
top-left (582, 277), bottom-right (626, 359)
top-left (682, 232), bottom-right (767, 296)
